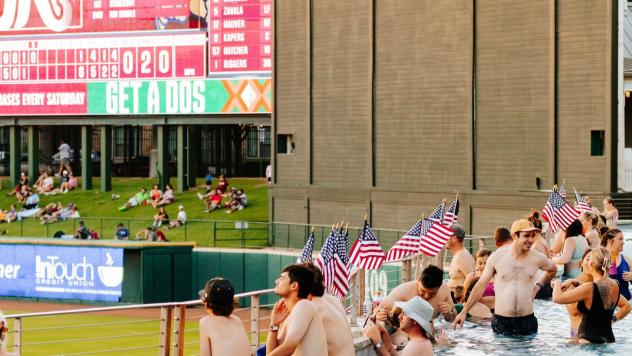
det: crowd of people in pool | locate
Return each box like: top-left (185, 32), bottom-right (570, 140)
top-left (194, 196), bottom-right (631, 355)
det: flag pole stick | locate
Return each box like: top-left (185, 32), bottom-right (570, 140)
top-left (414, 214), bottom-right (425, 280)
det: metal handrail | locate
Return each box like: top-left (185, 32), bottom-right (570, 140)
top-left (4, 288), bottom-right (276, 356)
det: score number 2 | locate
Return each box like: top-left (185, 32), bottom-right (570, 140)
top-left (121, 47), bottom-right (172, 78)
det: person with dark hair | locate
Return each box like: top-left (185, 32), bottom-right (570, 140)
top-left (454, 219), bottom-right (557, 336)
top-left (447, 224), bottom-right (475, 302)
top-left (364, 297), bottom-right (434, 356)
top-left (493, 227), bottom-right (512, 248)
top-left (266, 264), bottom-right (327, 356)
top-left (463, 248), bottom-right (495, 308)
top-left (553, 247), bottom-right (631, 343)
top-left (198, 278), bottom-right (249, 356)
top-left (601, 229), bottom-right (632, 300)
top-left (553, 220), bottom-right (589, 278)
top-left (303, 263), bottom-right (354, 356)
top-left (602, 197), bottom-right (618, 229)
top-left (457, 276), bottom-right (492, 319)
top-left (376, 264), bottom-right (456, 324)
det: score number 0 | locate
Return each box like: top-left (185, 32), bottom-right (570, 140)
top-left (121, 47), bottom-right (172, 78)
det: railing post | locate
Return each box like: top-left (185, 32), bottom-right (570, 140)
top-left (14, 316), bottom-right (21, 355)
top-left (184, 221), bottom-right (187, 242)
top-left (159, 306), bottom-right (173, 356)
top-left (45, 222), bottom-right (49, 237)
top-left (20, 219), bottom-right (23, 236)
top-left (402, 259), bottom-right (412, 283)
top-left (350, 269), bottom-right (365, 326)
top-left (212, 221), bottom-right (216, 247)
top-left (100, 218), bottom-right (104, 239)
top-left (173, 305), bottom-right (186, 356)
top-left (250, 294), bottom-right (260, 355)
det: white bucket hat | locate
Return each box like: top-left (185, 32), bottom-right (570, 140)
top-left (394, 296), bottom-right (434, 337)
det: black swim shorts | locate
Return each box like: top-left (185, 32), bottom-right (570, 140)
top-left (492, 313), bottom-right (538, 336)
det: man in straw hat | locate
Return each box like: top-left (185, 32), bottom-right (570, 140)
top-left (454, 219), bottom-right (557, 335)
top-left (364, 296), bottom-right (434, 355)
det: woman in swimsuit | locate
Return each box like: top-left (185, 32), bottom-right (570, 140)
top-left (602, 197), bottom-right (618, 229)
top-left (558, 249), bottom-right (592, 339)
top-left (553, 247), bottom-right (631, 343)
top-left (463, 248), bottom-right (495, 309)
top-left (553, 220), bottom-right (589, 279)
top-left (580, 211), bottom-right (600, 248)
top-left (601, 229), bottom-right (632, 300)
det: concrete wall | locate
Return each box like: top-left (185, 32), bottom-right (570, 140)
top-left (271, 0), bottom-right (616, 235)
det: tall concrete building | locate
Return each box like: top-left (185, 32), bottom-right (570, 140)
top-left (271, 0), bottom-right (627, 235)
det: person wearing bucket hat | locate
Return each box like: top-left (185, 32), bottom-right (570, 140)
top-left (198, 278), bottom-right (249, 356)
top-left (364, 296), bottom-right (434, 355)
top-left (454, 219), bottom-right (557, 336)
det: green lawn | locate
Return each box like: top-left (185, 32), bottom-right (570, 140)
top-left (0, 177), bottom-right (270, 247)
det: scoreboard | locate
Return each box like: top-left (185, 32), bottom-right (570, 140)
top-left (208, 0), bottom-right (272, 75)
top-left (0, 33), bottom-right (206, 82)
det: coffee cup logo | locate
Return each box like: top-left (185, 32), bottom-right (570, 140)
top-left (97, 252), bottom-right (123, 288)
top-left (0, 0), bottom-right (74, 32)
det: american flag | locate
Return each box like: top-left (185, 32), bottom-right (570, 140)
top-left (316, 228), bottom-right (350, 299)
top-left (331, 228), bottom-right (351, 298)
top-left (574, 188), bottom-right (591, 213)
top-left (297, 231), bottom-right (315, 263)
top-left (558, 182), bottom-right (566, 198)
top-left (542, 190), bottom-right (579, 234)
top-left (419, 219), bottom-right (454, 257)
top-left (443, 197), bottom-right (460, 226)
top-left (386, 219), bottom-right (424, 262)
top-left (350, 221), bottom-right (386, 270)
top-left (429, 201), bottom-right (446, 223)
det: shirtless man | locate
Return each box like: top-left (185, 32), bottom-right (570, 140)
top-left (377, 264), bottom-right (456, 322)
top-left (267, 264), bottom-right (327, 356)
top-left (453, 219), bottom-right (557, 335)
top-left (447, 224), bottom-right (475, 302)
top-left (198, 278), bottom-right (249, 356)
top-left (305, 263), bottom-right (354, 356)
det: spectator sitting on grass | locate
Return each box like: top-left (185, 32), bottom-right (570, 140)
top-left (149, 184), bottom-right (162, 205)
top-left (15, 184), bottom-right (29, 204)
top-left (153, 207), bottom-right (169, 227)
top-left (119, 187), bottom-right (149, 211)
top-left (168, 205), bottom-right (187, 229)
top-left (36, 172), bottom-right (54, 194)
top-left (0, 210), bottom-right (6, 224)
top-left (153, 184), bottom-right (174, 208)
top-left (24, 192), bottom-right (39, 210)
top-left (216, 175), bottom-right (229, 195)
top-left (7, 205), bottom-right (16, 223)
top-left (33, 169), bottom-right (47, 190)
top-left (115, 223), bottom-right (130, 240)
top-left (59, 170), bottom-right (71, 193)
top-left (36, 202), bottom-right (62, 218)
top-left (68, 173), bottom-right (78, 190)
top-left (75, 220), bottom-right (90, 239)
top-left (226, 189), bottom-right (247, 214)
top-left (203, 190), bottom-right (223, 213)
top-left (42, 203), bottom-right (79, 224)
top-left (7, 173), bottom-right (27, 197)
top-left (136, 226), bottom-right (168, 242)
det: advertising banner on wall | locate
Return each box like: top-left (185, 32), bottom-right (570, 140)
top-left (0, 244), bottom-right (124, 302)
top-left (0, 0), bottom-right (207, 35)
top-left (0, 78), bottom-right (271, 115)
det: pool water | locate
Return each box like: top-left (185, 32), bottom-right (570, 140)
top-left (435, 299), bottom-right (632, 355)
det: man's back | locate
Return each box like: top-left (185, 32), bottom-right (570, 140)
top-left (282, 299), bottom-right (327, 356)
top-left (199, 314), bottom-right (249, 356)
top-left (449, 249), bottom-right (475, 289)
top-left (312, 294), bottom-right (354, 356)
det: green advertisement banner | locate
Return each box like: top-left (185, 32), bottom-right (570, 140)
top-left (87, 78), bottom-right (271, 115)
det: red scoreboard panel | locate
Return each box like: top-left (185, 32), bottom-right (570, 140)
top-left (0, 32), bottom-right (206, 82)
top-left (208, 0), bottom-right (272, 75)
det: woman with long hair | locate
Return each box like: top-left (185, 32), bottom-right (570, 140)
top-left (601, 229), bottom-right (632, 300)
top-left (552, 220), bottom-right (589, 278)
top-left (553, 247), bottom-right (631, 343)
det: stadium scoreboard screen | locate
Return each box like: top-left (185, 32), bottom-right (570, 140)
top-left (0, 0), bottom-right (272, 116)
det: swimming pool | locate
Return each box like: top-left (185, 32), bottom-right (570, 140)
top-left (435, 297), bottom-right (632, 354)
